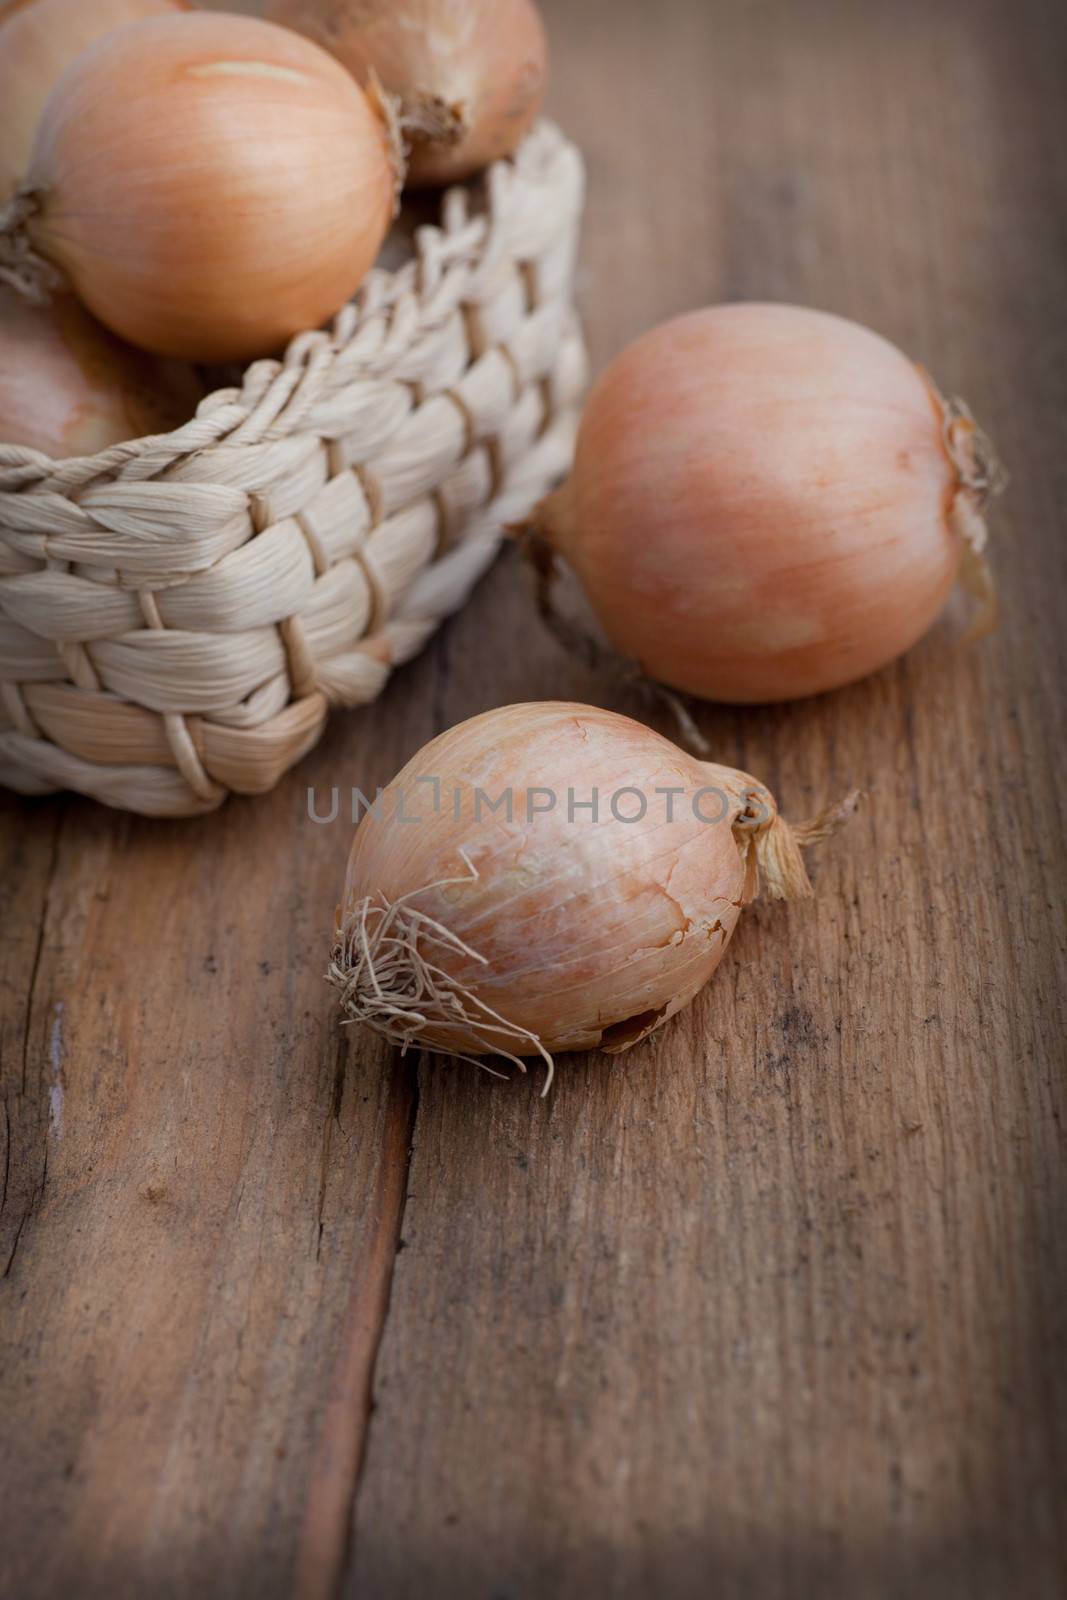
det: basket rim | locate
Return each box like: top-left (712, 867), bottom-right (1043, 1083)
top-left (0, 121), bottom-right (584, 493)
top-left (0, 119), bottom-right (587, 816)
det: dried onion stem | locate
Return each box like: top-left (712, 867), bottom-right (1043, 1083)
top-left (926, 373), bottom-right (1009, 641)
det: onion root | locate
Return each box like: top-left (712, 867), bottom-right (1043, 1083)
top-left (328, 850), bottom-right (557, 1091)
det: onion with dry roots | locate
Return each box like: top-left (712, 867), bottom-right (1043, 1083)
top-left (267, 0), bottom-right (548, 186)
top-left (0, 11), bottom-right (400, 361)
top-left (0, 0), bottom-right (189, 200)
top-left (0, 293), bottom-right (202, 459)
top-left (522, 303), bottom-right (1006, 704)
top-left (329, 702), bottom-right (856, 1090)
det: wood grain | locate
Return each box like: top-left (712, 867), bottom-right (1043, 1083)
top-left (2, 0), bottom-right (1065, 1597)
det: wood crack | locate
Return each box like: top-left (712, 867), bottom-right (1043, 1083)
top-left (292, 1046), bottom-right (419, 1600)
top-left (19, 928), bottom-right (45, 1099)
top-left (1, 1098), bottom-right (9, 1217)
top-left (2, 1205), bottom-right (27, 1280)
top-left (2, 808), bottom-right (64, 1276)
top-left (315, 1040), bottom-right (349, 1264)
top-left (339, 1054), bottom-right (419, 1592)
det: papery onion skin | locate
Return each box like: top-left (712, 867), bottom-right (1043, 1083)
top-left (340, 703), bottom-right (745, 1058)
top-left (9, 12), bottom-right (398, 362)
top-left (332, 702), bottom-right (848, 1070)
top-left (0, 293), bottom-right (202, 458)
top-left (529, 303), bottom-right (997, 704)
top-left (267, 0), bottom-right (548, 185)
top-left (0, 0), bottom-right (188, 200)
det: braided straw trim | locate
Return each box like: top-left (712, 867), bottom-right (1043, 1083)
top-left (0, 124), bottom-right (587, 816)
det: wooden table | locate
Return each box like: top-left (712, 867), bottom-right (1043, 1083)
top-left (2, 1), bottom-right (1064, 1595)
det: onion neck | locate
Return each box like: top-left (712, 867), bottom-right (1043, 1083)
top-left (0, 188), bottom-right (63, 306)
top-left (920, 365), bottom-right (1007, 641)
top-left (399, 89), bottom-right (469, 149)
top-left (697, 762), bottom-right (860, 903)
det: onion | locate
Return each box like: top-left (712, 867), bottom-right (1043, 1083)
top-left (523, 304), bottom-right (1005, 704)
top-left (267, 0), bottom-right (548, 186)
top-left (328, 702), bottom-right (856, 1089)
top-left (0, 293), bottom-right (202, 459)
top-left (0, 11), bottom-right (400, 362)
top-left (0, 0), bottom-right (189, 200)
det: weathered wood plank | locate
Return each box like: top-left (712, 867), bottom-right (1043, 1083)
top-left (0, 696), bottom-right (431, 1597)
top-left (1, 0), bottom-right (1064, 1597)
top-left (346, 0), bottom-right (1067, 1595)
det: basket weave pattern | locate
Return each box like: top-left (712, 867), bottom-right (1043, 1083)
top-left (0, 124), bottom-right (586, 817)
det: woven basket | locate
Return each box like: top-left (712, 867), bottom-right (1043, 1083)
top-left (0, 123), bottom-right (586, 817)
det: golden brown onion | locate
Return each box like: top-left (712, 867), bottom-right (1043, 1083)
top-left (0, 293), bottom-right (202, 458)
top-left (330, 702), bottom-right (854, 1087)
top-left (0, 0), bottom-right (188, 200)
top-left (0, 11), bottom-right (399, 361)
top-left (525, 304), bottom-right (1004, 704)
top-left (268, 0), bottom-right (548, 185)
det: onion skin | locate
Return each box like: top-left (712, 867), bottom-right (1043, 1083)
top-left (530, 304), bottom-right (997, 704)
top-left (0, 0), bottom-right (188, 200)
top-left (0, 293), bottom-right (202, 458)
top-left (341, 704), bottom-right (745, 1059)
top-left (333, 702), bottom-right (851, 1075)
top-left (267, 0), bottom-right (548, 186)
top-left (8, 12), bottom-right (398, 362)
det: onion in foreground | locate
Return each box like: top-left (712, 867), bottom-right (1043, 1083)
top-left (0, 0), bottom-right (189, 200)
top-left (329, 702), bottom-right (856, 1089)
top-left (0, 11), bottom-right (400, 361)
top-left (0, 293), bottom-right (202, 459)
top-left (522, 303), bottom-right (1005, 704)
top-left (268, 0), bottom-right (548, 185)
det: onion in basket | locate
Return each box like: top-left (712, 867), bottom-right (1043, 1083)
top-left (0, 0), bottom-right (189, 200)
top-left (0, 293), bottom-right (202, 459)
top-left (267, 0), bottom-right (548, 185)
top-left (521, 303), bottom-right (1005, 704)
top-left (329, 702), bottom-right (856, 1090)
top-left (0, 11), bottom-right (401, 362)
